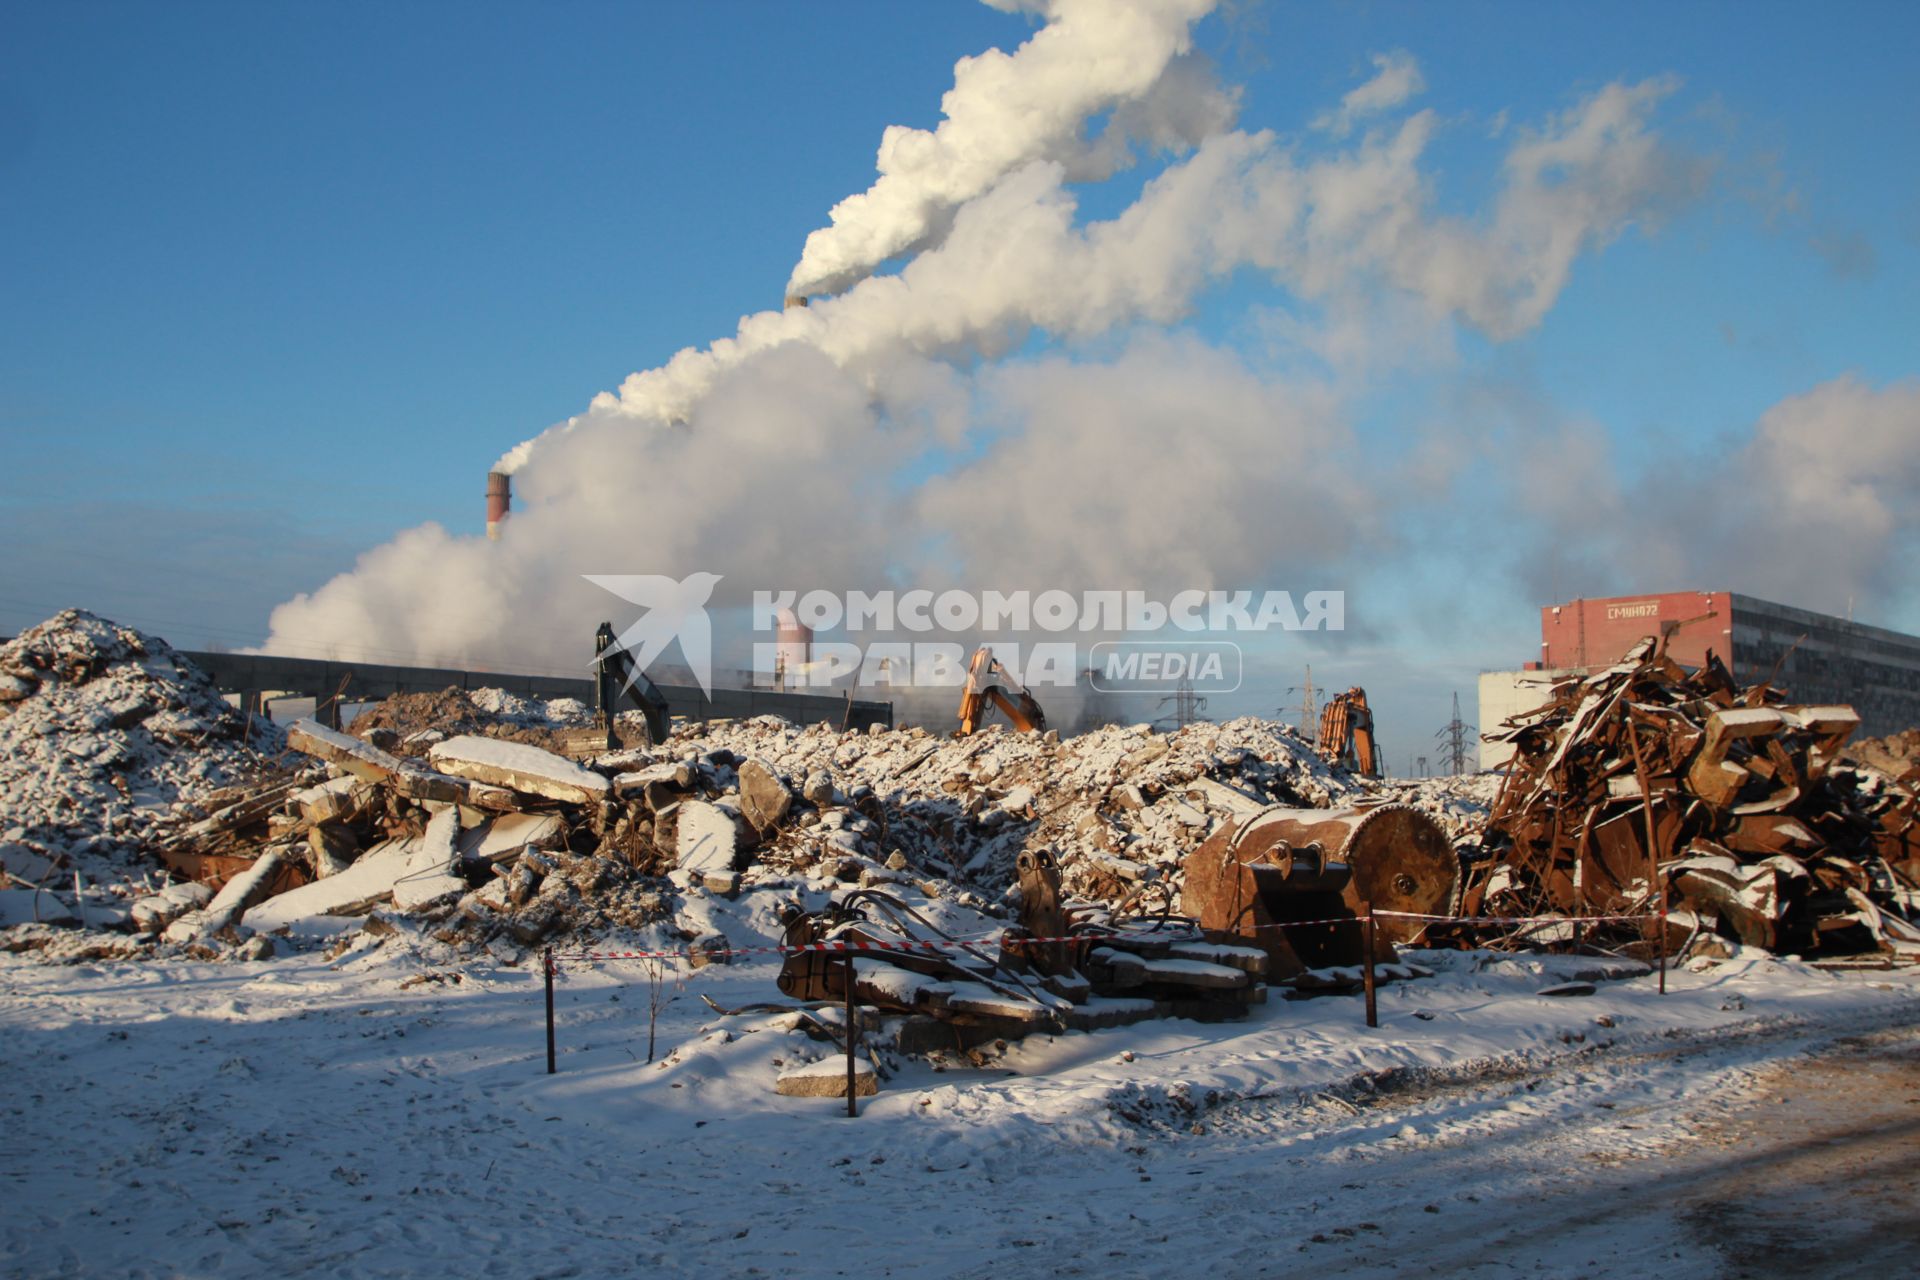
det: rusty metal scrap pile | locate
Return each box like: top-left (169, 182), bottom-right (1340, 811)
top-left (1472, 638), bottom-right (1920, 957)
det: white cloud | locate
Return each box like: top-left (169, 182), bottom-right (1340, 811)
top-left (1501, 376), bottom-right (1920, 623)
top-left (1314, 51), bottom-right (1425, 137)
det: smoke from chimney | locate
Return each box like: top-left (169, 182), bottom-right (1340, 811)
top-left (258, 8), bottom-right (1704, 682)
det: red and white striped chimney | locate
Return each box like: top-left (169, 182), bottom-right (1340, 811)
top-left (486, 471), bottom-right (511, 540)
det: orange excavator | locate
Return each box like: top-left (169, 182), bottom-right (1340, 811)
top-left (1316, 686), bottom-right (1380, 777)
top-left (956, 646), bottom-right (1047, 735)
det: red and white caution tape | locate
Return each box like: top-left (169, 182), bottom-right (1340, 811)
top-left (562, 915), bottom-right (1351, 966)
top-left (557, 937), bottom-right (979, 963)
top-left (554, 910), bottom-right (1658, 966)
top-left (1374, 909), bottom-right (1656, 926)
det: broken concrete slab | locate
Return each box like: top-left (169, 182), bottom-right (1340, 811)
top-left (676, 800), bottom-right (738, 879)
top-left (243, 836), bottom-right (421, 931)
top-left (1184, 776), bottom-right (1267, 817)
top-left (427, 735), bottom-right (611, 806)
top-left (611, 762), bottom-right (680, 798)
top-left (737, 758), bottom-right (792, 832)
top-left (0, 888), bottom-right (77, 928)
top-left (293, 775), bottom-right (364, 826)
top-left (775, 1056), bottom-right (878, 1098)
top-left (287, 719), bottom-right (467, 804)
top-left (129, 881), bottom-right (214, 934)
top-left (164, 847), bottom-right (292, 943)
top-left (393, 807), bottom-right (467, 912)
top-left (457, 811), bottom-right (565, 865)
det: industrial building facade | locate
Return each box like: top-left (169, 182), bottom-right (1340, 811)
top-left (1480, 591), bottom-right (1920, 768)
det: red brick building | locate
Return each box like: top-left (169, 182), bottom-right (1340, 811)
top-left (1535, 592), bottom-right (1920, 738)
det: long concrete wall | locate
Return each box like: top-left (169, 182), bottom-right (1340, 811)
top-left (183, 651), bottom-right (893, 732)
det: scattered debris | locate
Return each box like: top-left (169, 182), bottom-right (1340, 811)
top-left (1472, 636), bottom-right (1920, 958)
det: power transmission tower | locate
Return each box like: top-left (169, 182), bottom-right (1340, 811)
top-left (1278, 664), bottom-right (1317, 737)
top-left (1158, 676), bottom-right (1208, 731)
top-left (1416, 754), bottom-right (1429, 778)
top-left (1433, 692), bottom-right (1477, 776)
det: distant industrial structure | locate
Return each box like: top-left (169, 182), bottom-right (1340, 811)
top-left (189, 650), bottom-right (892, 733)
top-left (1479, 591), bottom-right (1920, 769)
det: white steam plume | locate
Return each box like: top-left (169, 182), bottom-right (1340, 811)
top-left (266, 33), bottom-right (1705, 679)
top-left (786, 0), bottom-right (1234, 300)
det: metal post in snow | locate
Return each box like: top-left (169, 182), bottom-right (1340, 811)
top-left (844, 954), bottom-right (858, 1118)
top-left (545, 947), bottom-right (557, 1075)
top-left (1361, 901), bottom-right (1378, 1029)
top-left (1623, 719), bottom-right (1668, 995)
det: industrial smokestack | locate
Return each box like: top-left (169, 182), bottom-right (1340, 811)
top-left (783, 294), bottom-right (809, 310)
top-left (486, 471), bottom-right (511, 540)
top-left (774, 605), bottom-right (812, 688)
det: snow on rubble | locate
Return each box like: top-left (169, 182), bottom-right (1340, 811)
top-left (1, 606), bottom-right (1453, 967)
top-left (0, 609), bottom-right (282, 889)
top-left (626, 713), bottom-right (1376, 893)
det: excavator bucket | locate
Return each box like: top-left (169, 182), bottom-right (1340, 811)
top-left (1236, 805), bottom-right (1460, 945)
top-left (1181, 817), bottom-right (1371, 981)
top-left (1182, 803), bottom-right (1461, 977)
top-left (1009, 848), bottom-right (1076, 977)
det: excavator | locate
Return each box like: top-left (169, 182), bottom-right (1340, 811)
top-left (956, 646), bottom-right (1047, 736)
top-left (592, 620), bottom-right (672, 747)
top-left (1316, 686), bottom-right (1380, 778)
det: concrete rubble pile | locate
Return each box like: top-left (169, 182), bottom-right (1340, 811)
top-left (598, 711), bottom-right (1382, 910)
top-left (1470, 636), bottom-right (1920, 959)
top-left (0, 612), bottom-right (1494, 1016)
top-left (11, 668), bottom-right (1446, 974)
top-left (133, 718), bottom-right (677, 960)
top-left (0, 610), bottom-right (283, 945)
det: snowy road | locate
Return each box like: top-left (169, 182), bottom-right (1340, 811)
top-left (4, 943), bottom-right (1915, 1278)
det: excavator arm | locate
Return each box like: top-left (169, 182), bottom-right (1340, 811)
top-left (1316, 686), bottom-right (1380, 778)
top-left (957, 646), bottom-right (1047, 735)
top-left (593, 621), bottom-right (672, 746)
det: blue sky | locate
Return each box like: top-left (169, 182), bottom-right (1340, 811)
top-left (3, 1), bottom-right (1916, 751)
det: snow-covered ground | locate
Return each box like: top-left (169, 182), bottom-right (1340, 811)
top-left (5, 935), bottom-right (1915, 1278)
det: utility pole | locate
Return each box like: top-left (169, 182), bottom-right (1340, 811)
top-left (1434, 692), bottom-right (1477, 776)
